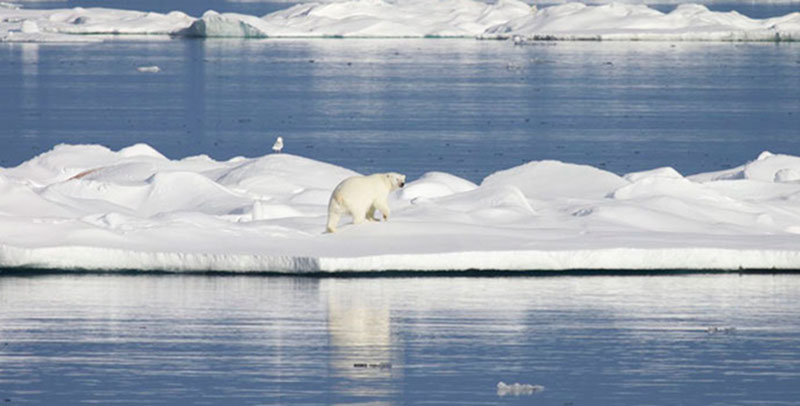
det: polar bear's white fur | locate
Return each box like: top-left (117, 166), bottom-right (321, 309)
top-left (326, 172), bottom-right (406, 233)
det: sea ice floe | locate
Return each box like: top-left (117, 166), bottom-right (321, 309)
top-left (2, 143), bottom-right (800, 272)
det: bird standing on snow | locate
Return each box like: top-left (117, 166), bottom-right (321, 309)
top-left (272, 136), bottom-right (284, 153)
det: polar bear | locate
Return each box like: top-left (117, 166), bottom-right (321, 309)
top-left (326, 172), bottom-right (406, 233)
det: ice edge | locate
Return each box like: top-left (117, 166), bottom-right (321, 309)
top-left (3, 244), bottom-right (800, 273)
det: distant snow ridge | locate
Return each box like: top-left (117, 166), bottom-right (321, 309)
top-left (180, 0), bottom-right (533, 38)
top-left (1, 0), bottom-right (799, 42)
top-left (3, 143), bottom-right (800, 273)
top-left (485, 3), bottom-right (800, 41)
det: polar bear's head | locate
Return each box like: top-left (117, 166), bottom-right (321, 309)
top-left (385, 172), bottom-right (406, 191)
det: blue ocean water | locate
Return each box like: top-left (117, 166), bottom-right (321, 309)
top-left (1, 273), bottom-right (800, 405)
top-left (2, 38), bottom-right (799, 182)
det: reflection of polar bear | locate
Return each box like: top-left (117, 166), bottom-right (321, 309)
top-left (326, 172), bottom-right (406, 233)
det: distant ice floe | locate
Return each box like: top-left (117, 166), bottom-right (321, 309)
top-left (136, 65), bottom-right (160, 73)
top-left (497, 382), bottom-right (545, 396)
top-left (484, 2), bottom-right (800, 41)
top-left (2, 144), bottom-right (800, 272)
top-left (1, 0), bottom-right (799, 42)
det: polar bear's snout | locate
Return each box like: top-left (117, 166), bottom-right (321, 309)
top-left (390, 173), bottom-right (406, 190)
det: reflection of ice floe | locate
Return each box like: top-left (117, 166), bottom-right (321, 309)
top-left (707, 326), bottom-right (737, 335)
top-left (326, 280), bottom-right (398, 398)
top-left (2, 0), bottom-right (799, 42)
top-left (3, 144), bottom-right (800, 272)
top-left (497, 381), bottom-right (545, 396)
top-left (353, 362), bottom-right (392, 369)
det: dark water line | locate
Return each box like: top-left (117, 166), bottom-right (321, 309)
top-left (1, 266), bottom-right (798, 278)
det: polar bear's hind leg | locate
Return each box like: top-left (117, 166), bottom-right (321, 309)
top-left (326, 195), bottom-right (344, 233)
top-left (349, 201), bottom-right (369, 225)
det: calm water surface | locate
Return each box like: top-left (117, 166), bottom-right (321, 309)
top-left (1, 273), bottom-right (799, 405)
top-left (2, 38), bottom-right (799, 182)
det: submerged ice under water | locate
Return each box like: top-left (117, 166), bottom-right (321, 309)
top-left (1, 38), bottom-right (799, 183)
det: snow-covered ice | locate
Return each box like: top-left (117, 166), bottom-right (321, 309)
top-left (1, 0), bottom-right (798, 42)
top-left (1, 7), bottom-right (194, 42)
top-left (2, 144), bottom-right (800, 272)
top-left (484, 2), bottom-right (800, 41)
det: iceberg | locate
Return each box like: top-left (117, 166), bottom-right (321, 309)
top-left (0, 6), bottom-right (195, 42)
top-left (2, 143), bottom-right (800, 273)
top-left (2, 0), bottom-right (799, 42)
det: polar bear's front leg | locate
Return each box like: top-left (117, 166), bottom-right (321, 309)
top-left (374, 198), bottom-right (391, 221)
top-left (366, 206), bottom-right (378, 222)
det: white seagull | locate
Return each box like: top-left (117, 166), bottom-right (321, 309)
top-left (272, 136), bottom-right (284, 153)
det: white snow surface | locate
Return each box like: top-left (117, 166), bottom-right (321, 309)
top-left (2, 144), bottom-right (800, 273)
top-left (485, 2), bottom-right (800, 41)
top-left (1, 0), bottom-right (798, 42)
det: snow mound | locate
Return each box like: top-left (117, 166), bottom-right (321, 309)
top-left (409, 184), bottom-right (536, 224)
top-left (3, 144), bottom-right (800, 272)
top-left (398, 171), bottom-right (477, 202)
top-left (2, 1), bottom-right (798, 42)
top-left (689, 152), bottom-right (800, 183)
top-left (623, 166), bottom-right (683, 183)
top-left (481, 160), bottom-right (628, 200)
top-left (215, 153), bottom-right (358, 196)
